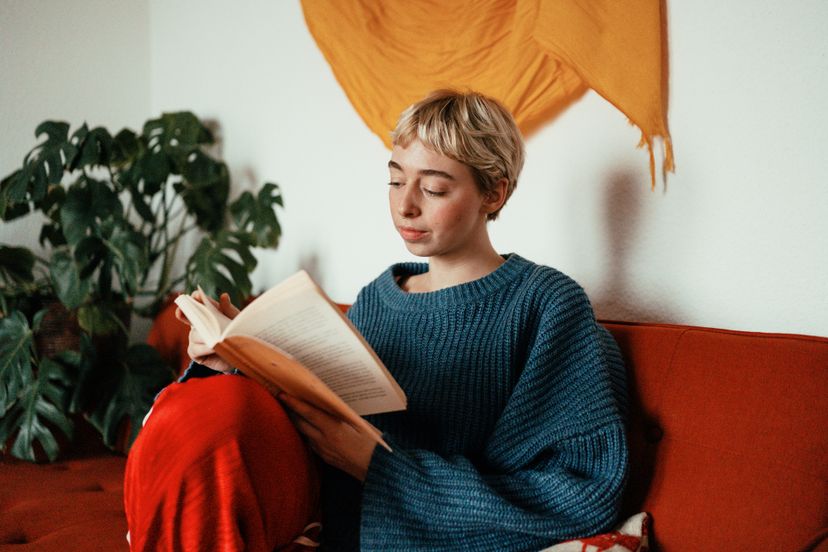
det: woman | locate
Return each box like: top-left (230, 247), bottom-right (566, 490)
top-left (125, 90), bottom-right (629, 551)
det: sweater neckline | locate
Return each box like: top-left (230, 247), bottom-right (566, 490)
top-left (377, 253), bottom-right (531, 311)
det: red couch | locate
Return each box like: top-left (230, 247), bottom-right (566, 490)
top-left (2, 310), bottom-right (827, 551)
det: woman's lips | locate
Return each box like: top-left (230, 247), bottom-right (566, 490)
top-left (399, 227), bottom-right (428, 241)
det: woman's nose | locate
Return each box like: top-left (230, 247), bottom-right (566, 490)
top-left (397, 185), bottom-right (420, 218)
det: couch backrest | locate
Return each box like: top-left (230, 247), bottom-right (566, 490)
top-left (603, 321), bottom-right (828, 552)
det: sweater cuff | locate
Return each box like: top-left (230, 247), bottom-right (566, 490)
top-left (363, 434), bottom-right (409, 497)
top-left (178, 360), bottom-right (219, 382)
top-left (178, 360), bottom-right (241, 383)
top-left (361, 436), bottom-right (425, 519)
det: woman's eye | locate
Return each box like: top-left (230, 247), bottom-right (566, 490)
top-left (424, 189), bottom-right (446, 197)
top-left (388, 181), bottom-right (401, 188)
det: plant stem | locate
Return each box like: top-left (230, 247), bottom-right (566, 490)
top-left (148, 190), bottom-right (168, 253)
top-left (136, 273), bottom-right (187, 299)
top-left (164, 224), bottom-right (197, 248)
top-left (167, 204), bottom-right (186, 224)
top-left (107, 165), bottom-right (122, 190)
top-left (143, 220), bottom-right (194, 293)
top-left (123, 190), bottom-right (133, 222)
top-left (32, 253), bottom-right (50, 266)
top-left (152, 219), bottom-right (198, 266)
top-left (156, 207), bottom-right (188, 299)
top-left (155, 184), bottom-right (172, 295)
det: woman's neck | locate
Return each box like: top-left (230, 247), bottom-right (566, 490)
top-left (416, 244), bottom-right (505, 293)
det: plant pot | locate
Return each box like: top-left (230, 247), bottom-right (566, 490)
top-left (33, 299), bottom-right (81, 360)
top-left (34, 297), bottom-right (133, 358)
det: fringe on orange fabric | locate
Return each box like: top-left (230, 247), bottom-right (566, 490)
top-left (638, 133), bottom-right (676, 190)
top-left (301, 0), bottom-right (674, 189)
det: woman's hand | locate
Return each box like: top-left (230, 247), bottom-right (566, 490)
top-left (175, 290), bottom-right (241, 374)
top-left (278, 393), bottom-right (377, 482)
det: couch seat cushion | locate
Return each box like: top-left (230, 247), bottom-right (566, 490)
top-left (0, 454), bottom-right (127, 551)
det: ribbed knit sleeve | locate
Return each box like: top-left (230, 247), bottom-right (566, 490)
top-left (356, 264), bottom-right (628, 550)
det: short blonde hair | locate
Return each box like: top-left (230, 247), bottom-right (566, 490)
top-left (391, 89), bottom-right (525, 221)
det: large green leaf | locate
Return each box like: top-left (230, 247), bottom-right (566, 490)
top-left (70, 126), bottom-right (114, 171)
top-left (87, 343), bottom-right (173, 449)
top-left (105, 225), bottom-right (147, 296)
top-left (0, 245), bottom-right (35, 286)
top-left (0, 357), bottom-right (74, 462)
top-left (0, 311), bottom-right (34, 414)
top-left (143, 111), bottom-right (213, 155)
top-left (0, 168), bottom-right (27, 205)
top-left (36, 185), bottom-right (68, 247)
top-left (0, 169), bottom-right (32, 221)
top-left (39, 223), bottom-right (65, 249)
top-left (115, 131), bottom-right (158, 224)
top-left (127, 183), bottom-right (156, 224)
top-left (111, 128), bottom-right (141, 169)
top-left (136, 150), bottom-right (171, 195)
top-left (59, 182), bottom-right (92, 246)
top-left (59, 334), bottom-right (97, 416)
top-left (77, 302), bottom-right (127, 336)
top-left (174, 150), bottom-right (230, 232)
top-left (40, 183), bottom-right (66, 222)
top-left (230, 182), bottom-right (284, 248)
top-left (68, 123), bottom-right (89, 153)
top-left (186, 230), bottom-right (257, 306)
top-left (74, 236), bottom-right (107, 279)
top-left (50, 248), bottom-right (91, 309)
top-left (60, 176), bottom-right (123, 246)
top-left (19, 121), bottom-right (78, 205)
top-left (136, 112), bottom-right (212, 200)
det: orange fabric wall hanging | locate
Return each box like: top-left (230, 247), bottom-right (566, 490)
top-left (301, 0), bottom-right (674, 188)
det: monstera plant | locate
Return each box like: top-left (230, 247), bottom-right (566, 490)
top-left (0, 112), bottom-right (283, 461)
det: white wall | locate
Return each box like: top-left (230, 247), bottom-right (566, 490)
top-left (0, 0), bottom-right (151, 255)
top-left (3, 1), bottom-right (826, 336)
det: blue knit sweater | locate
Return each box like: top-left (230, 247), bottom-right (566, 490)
top-left (321, 253), bottom-right (629, 551)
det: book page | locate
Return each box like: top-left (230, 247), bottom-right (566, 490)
top-left (224, 281), bottom-right (406, 416)
top-left (224, 271), bottom-right (314, 333)
top-left (173, 295), bottom-right (223, 348)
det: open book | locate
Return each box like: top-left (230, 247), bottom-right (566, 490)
top-left (174, 270), bottom-right (406, 451)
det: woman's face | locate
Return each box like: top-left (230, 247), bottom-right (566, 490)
top-left (388, 139), bottom-right (490, 260)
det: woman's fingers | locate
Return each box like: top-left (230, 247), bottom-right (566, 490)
top-left (187, 327), bottom-right (214, 359)
top-left (191, 289), bottom-right (240, 319)
top-left (193, 289), bottom-right (220, 309)
top-left (279, 395), bottom-right (326, 451)
top-left (278, 392), bottom-right (376, 481)
top-left (188, 343), bottom-right (214, 360)
top-left (183, 320), bottom-right (234, 373)
top-left (198, 356), bottom-right (235, 374)
top-left (219, 293), bottom-right (241, 319)
top-left (279, 394), bottom-right (341, 434)
top-left (189, 327), bottom-right (207, 345)
top-left (292, 413), bottom-right (324, 441)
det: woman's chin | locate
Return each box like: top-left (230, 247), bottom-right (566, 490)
top-left (403, 241), bottom-right (432, 258)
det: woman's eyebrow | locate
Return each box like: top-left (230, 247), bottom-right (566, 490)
top-left (387, 160), bottom-right (455, 180)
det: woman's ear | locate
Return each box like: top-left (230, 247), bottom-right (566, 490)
top-left (482, 178), bottom-right (509, 215)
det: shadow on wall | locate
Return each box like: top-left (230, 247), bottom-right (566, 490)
top-left (593, 0), bottom-right (676, 325)
top-left (592, 168), bottom-right (682, 325)
top-left (299, 250), bottom-right (324, 290)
